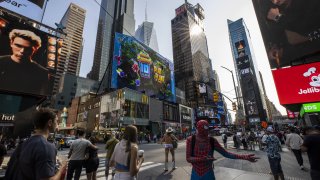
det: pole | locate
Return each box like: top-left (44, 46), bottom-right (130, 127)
top-left (221, 66), bottom-right (240, 107)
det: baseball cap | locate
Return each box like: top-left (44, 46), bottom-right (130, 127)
top-left (266, 126), bottom-right (274, 132)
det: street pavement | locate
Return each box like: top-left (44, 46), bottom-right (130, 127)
top-left (0, 137), bottom-right (313, 179)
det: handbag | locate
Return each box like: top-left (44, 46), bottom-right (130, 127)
top-left (84, 147), bottom-right (90, 160)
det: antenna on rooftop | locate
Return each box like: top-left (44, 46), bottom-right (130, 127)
top-left (145, 0), bottom-right (148, 21)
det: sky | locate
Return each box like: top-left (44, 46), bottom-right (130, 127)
top-left (42, 0), bottom-right (286, 119)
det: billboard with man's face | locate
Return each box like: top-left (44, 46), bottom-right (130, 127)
top-left (0, 15), bottom-right (55, 96)
top-left (111, 33), bottom-right (176, 102)
top-left (252, 0), bottom-right (320, 69)
top-left (0, 0), bottom-right (47, 22)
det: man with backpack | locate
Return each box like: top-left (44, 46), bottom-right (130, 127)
top-left (5, 108), bottom-right (67, 180)
top-left (186, 120), bottom-right (259, 180)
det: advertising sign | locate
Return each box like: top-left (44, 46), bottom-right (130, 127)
top-left (252, 0), bottom-right (320, 69)
top-left (0, 16), bottom-right (55, 96)
top-left (0, 0), bottom-right (47, 22)
top-left (198, 83), bottom-right (206, 94)
top-left (236, 55), bottom-right (250, 70)
top-left (235, 40), bottom-right (246, 57)
top-left (286, 109), bottom-right (299, 119)
top-left (111, 33), bottom-right (175, 102)
top-left (175, 4), bottom-right (187, 16)
top-left (272, 62), bottom-right (320, 105)
top-left (302, 102), bottom-right (320, 113)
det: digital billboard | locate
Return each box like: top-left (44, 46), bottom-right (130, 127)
top-left (235, 40), bottom-right (246, 57)
top-left (272, 62), bottom-right (320, 105)
top-left (111, 33), bottom-right (176, 102)
top-left (252, 0), bottom-right (320, 69)
top-left (0, 16), bottom-right (55, 96)
top-left (0, 0), bottom-right (47, 22)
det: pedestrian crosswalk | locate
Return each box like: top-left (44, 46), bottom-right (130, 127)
top-left (77, 159), bottom-right (163, 180)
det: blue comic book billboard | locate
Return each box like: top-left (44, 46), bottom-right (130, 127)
top-left (111, 33), bottom-right (176, 102)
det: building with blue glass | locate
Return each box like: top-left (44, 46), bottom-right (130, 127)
top-left (228, 18), bottom-right (267, 124)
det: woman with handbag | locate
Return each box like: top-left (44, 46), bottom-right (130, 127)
top-left (109, 125), bottom-right (144, 180)
top-left (84, 137), bottom-right (99, 180)
top-left (161, 127), bottom-right (178, 171)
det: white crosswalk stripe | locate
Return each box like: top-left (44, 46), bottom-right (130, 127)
top-left (75, 159), bottom-right (163, 180)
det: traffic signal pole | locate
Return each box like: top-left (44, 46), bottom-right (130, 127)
top-left (221, 66), bottom-right (240, 108)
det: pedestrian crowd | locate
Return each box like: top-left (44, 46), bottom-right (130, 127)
top-left (2, 108), bottom-right (320, 180)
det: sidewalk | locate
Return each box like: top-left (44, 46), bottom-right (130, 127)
top-left (137, 165), bottom-right (273, 180)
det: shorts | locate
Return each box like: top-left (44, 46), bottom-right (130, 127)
top-left (191, 168), bottom-right (215, 180)
top-left (85, 158), bottom-right (99, 173)
top-left (114, 172), bottom-right (136, 180)
top-left (163, 144), bottom-right (173, 149)
top-left (268, 157), bottom-right (283, 175)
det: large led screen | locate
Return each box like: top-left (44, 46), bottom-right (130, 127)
top-left (252, 0), bottom-right (320, 69)
top-left (272, 62), bottom-right (320, 105)
top-left (0, 16), bottom-right (55, 96)
top-left (0, 0), bottom-right (47, 22)
top-left (111, 33), bottom-right (176, 102)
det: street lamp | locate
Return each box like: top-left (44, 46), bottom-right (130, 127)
top-left (220, 66), bottom-right (240, 108)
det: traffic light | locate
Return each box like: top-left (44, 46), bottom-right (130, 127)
top-left (213, 92), bottom-right (219, 102)
top-left (232, 102), bottom-right (237, 111)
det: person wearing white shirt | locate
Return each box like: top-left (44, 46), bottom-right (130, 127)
top-left (286, 128), bottom-right (304, 170)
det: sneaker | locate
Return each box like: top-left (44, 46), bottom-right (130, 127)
top-left (300, 165), bottom-right (304, 170)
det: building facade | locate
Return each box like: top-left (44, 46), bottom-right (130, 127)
top-left (228, 18), bottom-right (267, 124)
top-left (54, 73), bottom-right (99, 110)
top-left (87, 0), bottom-right (135, 91)
top-left (53, 3), bottom-right (86, 94)
top-left (135, 21), bottom-right (159, 52)
top-left (171, 2), bottom-right (215, 108)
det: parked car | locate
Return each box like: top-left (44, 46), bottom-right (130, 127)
top-left (63, 137), bottom-right (76, 148)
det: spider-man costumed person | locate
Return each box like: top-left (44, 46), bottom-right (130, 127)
top-left (186, 120), bottom-right (259, 179)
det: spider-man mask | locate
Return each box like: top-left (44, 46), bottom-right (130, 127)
top-left (196, 120), bottom-right (209, 138)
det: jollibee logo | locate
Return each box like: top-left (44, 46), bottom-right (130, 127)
top-left (303, 67), bottom-right (320, 87)
top-left (299, 67), bottom-right (320, 94)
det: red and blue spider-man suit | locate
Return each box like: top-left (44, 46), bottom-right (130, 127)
top-left (186, 120), bottom-right (257, 180)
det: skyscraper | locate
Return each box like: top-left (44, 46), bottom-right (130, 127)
top-left (87, 0), bottom-right (135, 91)
top-left (171, 2), bottom-right (215, 107)
top-left (135, 21), bottom-right (159, 52)
top-left (228, 18), bottom-right (267, 123)
top-left (53, 3), bottom-right (86, 94)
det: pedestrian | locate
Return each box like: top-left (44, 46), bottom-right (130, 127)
top-left (233, 133), bottom-right (238, 148)
top-left (161, 127), bottom-right (178, 171)
top-left (105, 131), bottom-right (119, 178)
top-left (5, 108), bottom-right (67, 179)
top-left (109, 125), bottom-right (144, 180)
top-left (241, 133), bottom-right (248, 150)
top-left (301, 126), bottom-right (320, 180)
top-left (84, 137), bottom-right (99, 180)
top-left (67, 130), bottom-right (98, 180)
top-left (262, 127), bottom-right (284, 180)
top-left (222, 132), bottom-right (228, 149)
top-left (59, 138), bottom-right (64, 151)
top-left (248, 131), bottom-right (256, 151)
top-left (186, 120), bottom-right (259, 180)
top-left (153, 134), bottom-right (157, 143)
top-left (286, 128), bottom-right (304, 170)
top-left (0, 133), bottom-right (7, 167)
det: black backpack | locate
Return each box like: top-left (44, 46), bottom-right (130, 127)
top-left (191, 135), bottom-right (215, 157)
top-left (5, 140), bottom-right (30, 180)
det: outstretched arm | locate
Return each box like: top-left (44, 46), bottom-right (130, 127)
top-left (186, 137), bottom-right (212, 163)
top-left (213, 138), bottom-right (258, 162)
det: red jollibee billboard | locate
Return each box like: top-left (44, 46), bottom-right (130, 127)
top-left (272, 62), bottom-right (320, 105)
